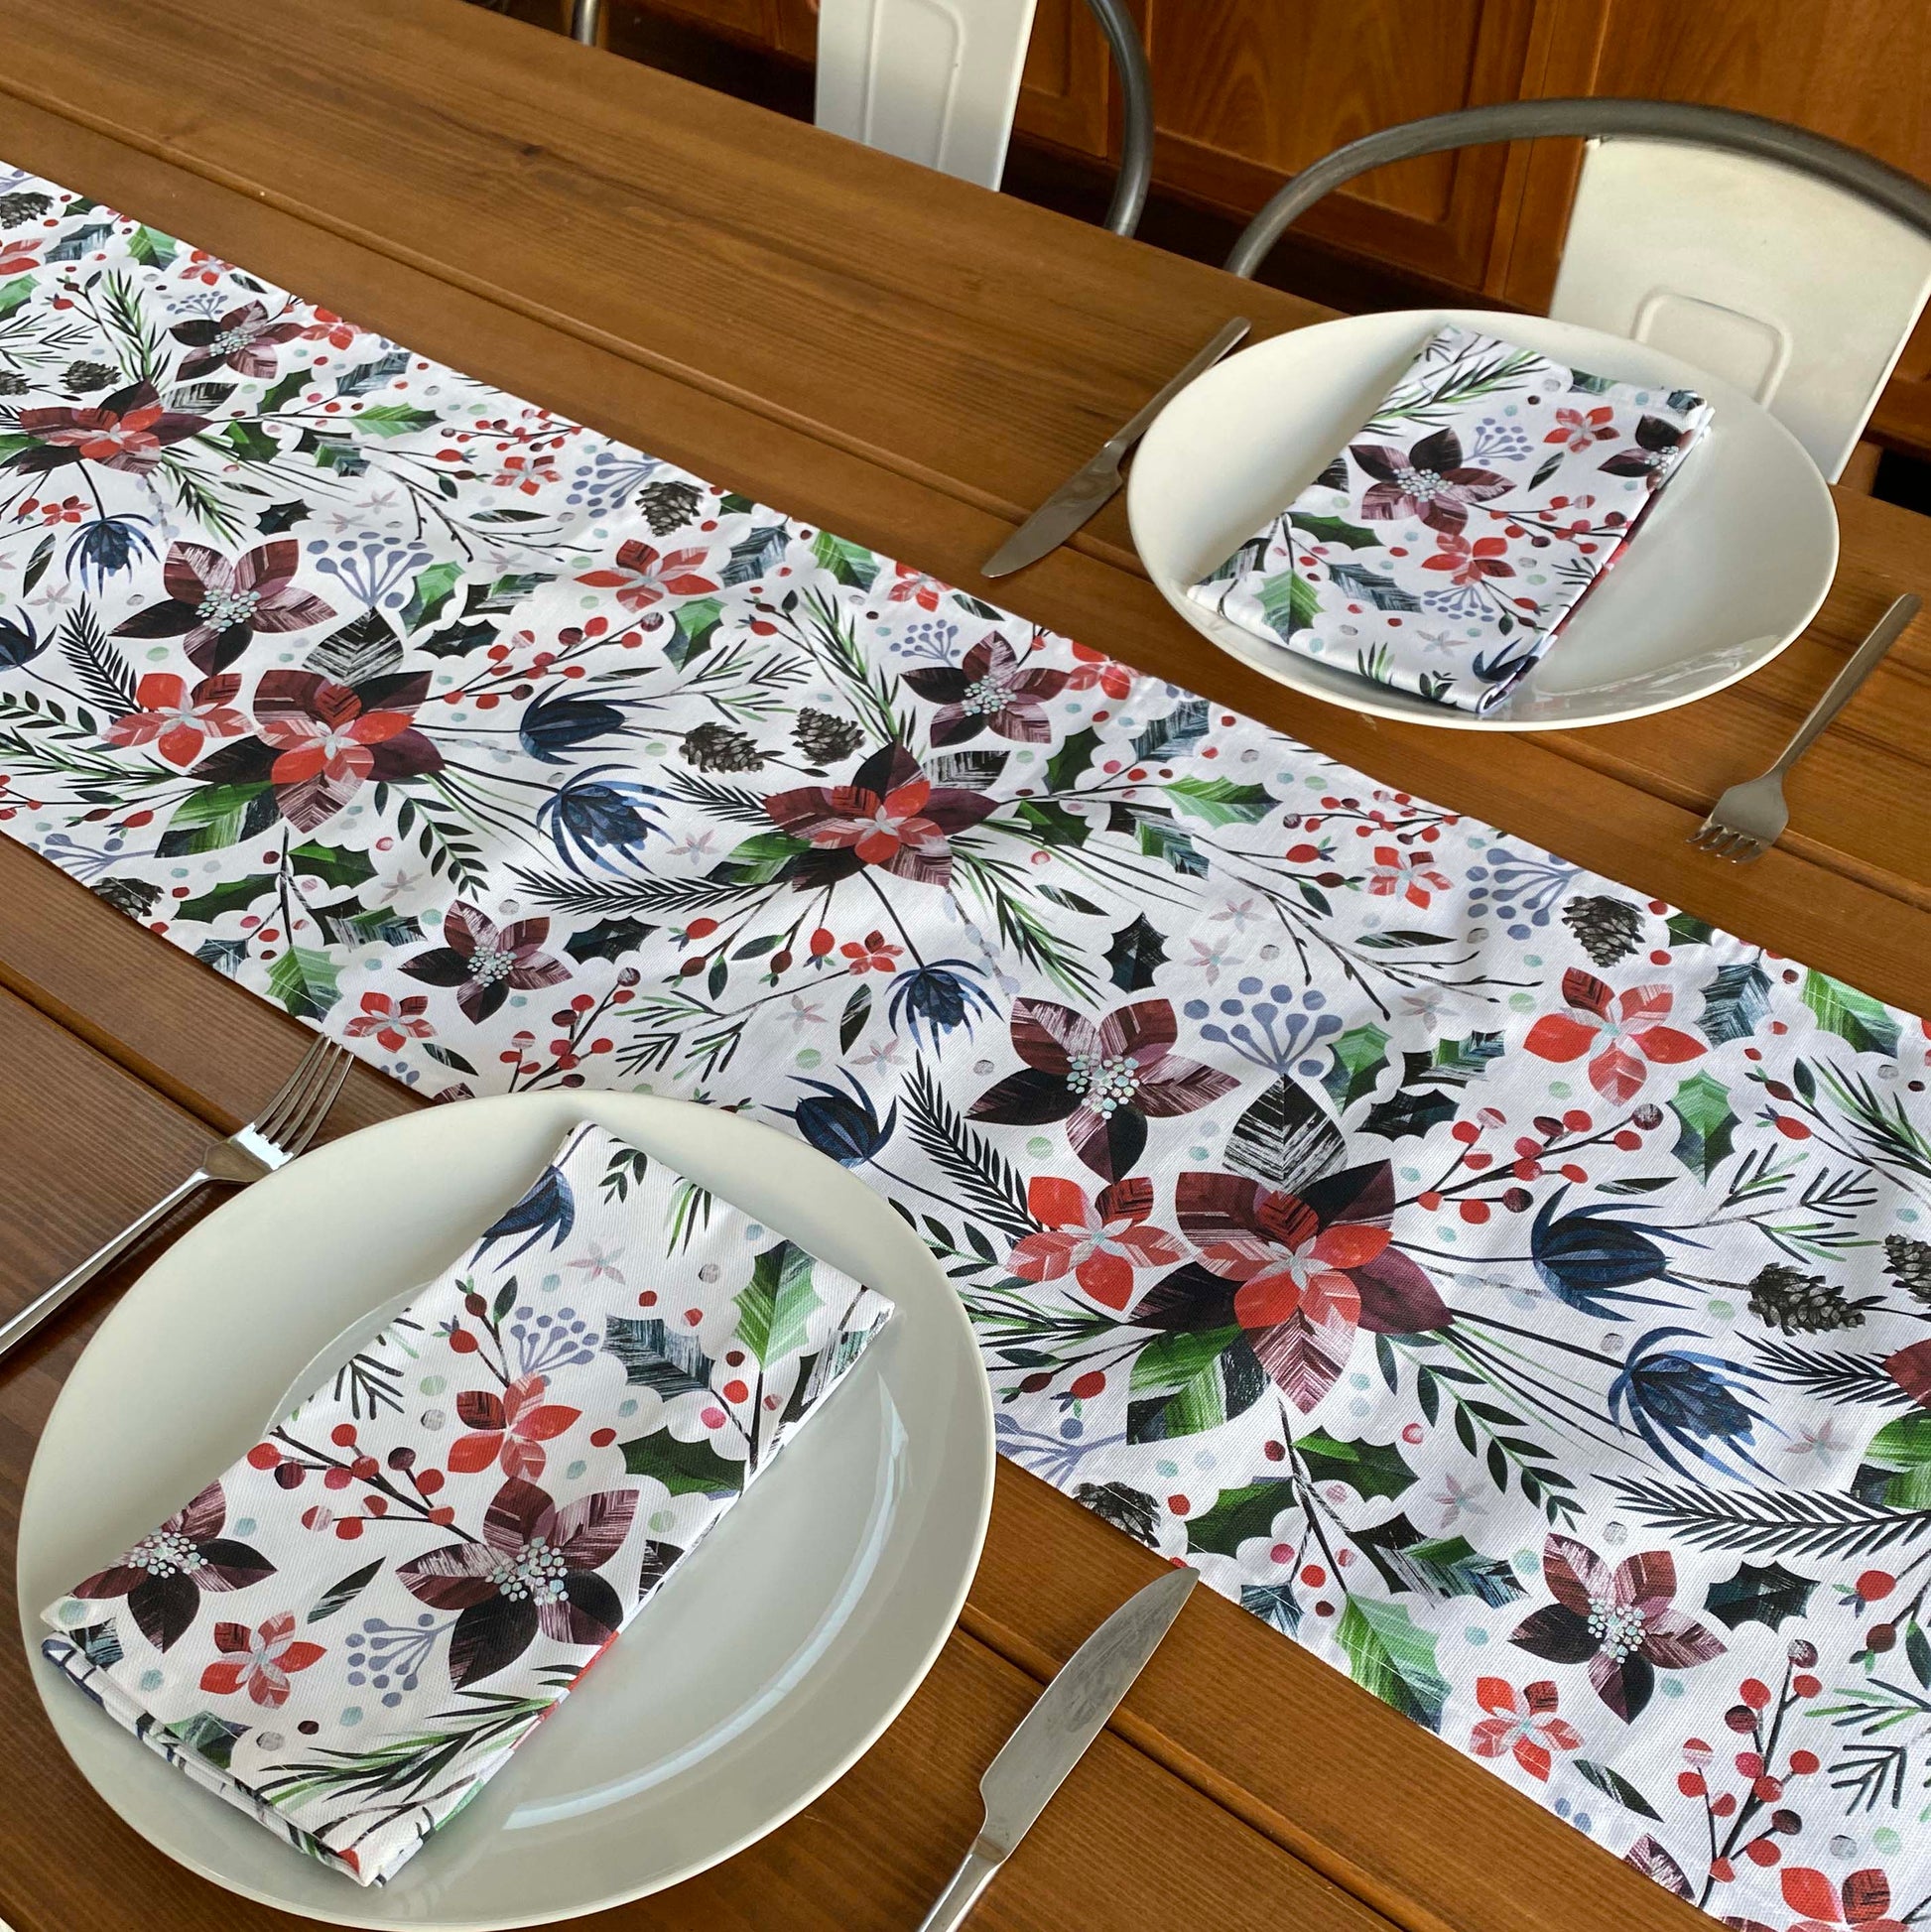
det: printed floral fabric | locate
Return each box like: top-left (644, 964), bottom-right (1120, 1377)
top-left (1190, 325), bottom-right (1712, 712)
top-left (40, 1121), bottom-right (892, 1882)
top-left (3, 169), bottom-right (1930, 1926)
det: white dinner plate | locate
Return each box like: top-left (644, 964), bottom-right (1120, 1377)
top-left (17, 1094), bottom-right (994, 1929)
top-left (1127, 308), bottom-right (1839, 730)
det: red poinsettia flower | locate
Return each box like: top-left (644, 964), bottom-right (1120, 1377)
top-left (198, 1611), bottom-right (326, 1708)
top-left (577, 539), bottom-right (716, 613)
top-left (0, 238), bottom-right (41, 277)
top-left (10, 380), bottom-right (210, 478)
top-left (1469, 1677), bottom-right (1584, 1781)
top-left (449, 1373), bottom-right (581, 1480)
top-left (343, 990), bottom-right (435, 1053)
top-left (1546, 405), bottom-right (1616, 452)
top-left (112, 539), bottom-right (336, 676)
top-left (971, 996), bottom-right (1238, 1183)
top-left (299, 309), bottom-right (360, 350)
top-left (1009, 1175), bottom-right (1189, 1311)
top-left (1421, 531), bottom-right (1515, 587)
top-left (1782, 1866), bottom-right (1905, 1932)
top-left (401, 901), bottom-right (571, 1024)
top-left (1524, 968), bottom-right (1704, 1104)
top-left (396, 1477), bottom-right (636, 1687)
top-left (1351, 428), bottom-right (1513, 535)
top-left (902, 633), bottom-right (1070, 746)
top-left (71, 1480), bottom-right (273, 1652)
top-left (1174, 1161), bottom-right (1450, 1413)
top-left (1510, 1533), bottom-right (1725, 1721)
top-left (104, 671), bottom-right (246, 768)
top-left (1065, 642), bottom-right (1135, 700)
top-left (764, 742), bottom-right (997, 891)
top-left (884, 564), bottom-right (944, 611)
top-left (169, 300), bottom-right (304, 381)
top-left (253, 668), bottom-right (442, 830)
top-left (1362, 843), bottom-right (1453, 909)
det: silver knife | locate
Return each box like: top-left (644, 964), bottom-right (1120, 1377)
top-left (981, 320), bottom-right (1251, 578)
top-left (915, 1566), bottom-right (1199, 1930)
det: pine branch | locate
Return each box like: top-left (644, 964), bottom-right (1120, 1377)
top-left (1741, 1336), bottom-right (1916, 1409)
top-left (662, 769), bottom-right (773, 826)
top-left (58, 602), bottom-right (137, 717)
top-left (1607, 1476), bottom-right (1931, 1561)
top-left (901, 1059), bottom-right (1035, 1243)
top-left (508, 866), bottom-right (764, 917)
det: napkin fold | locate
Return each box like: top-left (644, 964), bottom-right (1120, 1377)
top-left (40, 1120), bottom-right (891, 1885)
top-left (1190, 324), bottom-right (1712, 712)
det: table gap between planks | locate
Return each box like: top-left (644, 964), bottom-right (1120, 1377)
top-left (0, 0), bottom-right (1924, 1928)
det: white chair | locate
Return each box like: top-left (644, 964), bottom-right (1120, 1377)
top-left (568, 0), bottom-right (1152, 237)
top-left (1223, 100), bottom-right (1931, 482)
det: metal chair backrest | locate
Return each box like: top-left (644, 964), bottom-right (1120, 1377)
top-left (813, 0), bottom-right (1152, 237)
top-left (1224, 100), bottom-right (1931, 481)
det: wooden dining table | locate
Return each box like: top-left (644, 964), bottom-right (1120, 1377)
top-left (0, 1), bottom-right (1926, 1926)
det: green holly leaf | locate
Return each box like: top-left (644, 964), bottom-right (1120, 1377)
top-left (266, 944), bottom-right (340, 1021)
top-left (1323, 1022), bottom-right (1390, 1111)
top-left (1665, 911), bottom-right (1714, 948)
top-left (1257, 570), bottom-right (1320, 641)
top-left (156, 781), bottom-right (278, 857)
top-left (1105, 913), bottom-right (1168, 993)
top-left (354, 402), bottom-right (440, 439)
top-left (260, 366), bottom-right (312, 413)
top-left (1297, 1428), bottom-right (1417, 1503)
top-left (666, 594), bottom-right (724, 669)
top-left (1287, 512), bottom-right (1378, 550)
top-left (1164, 776), bottom-right (1275, 827)
top-left (811, 530), bottom-right (879, 591)
top-left (1852, 1412), bottom-right (1931, 1510)
top-left (256, 497), bottom-right (310, 533)
top-left (400, 561), bottom-right (463, 632)
top-left (733, 1240), bottom-right (821, 1367)
top-left (1699, 961), bottom-right (1770, 1044)
top-left (1704, 1559), bottom-right (1817, 1631)
top-left (1801, 968), bottom-right (1901, 1059)
top-left (1046, 726), bottom-right (1098, 793)
top-left (220, 419), bottom-right (279, 462)
top-left (289, 841), bottom-right (377, 889)
top-left (1337, 1597), bottom-right (1450, 1731)
top-left (1134, 815), bottom-right (1208, 878)
top-left (619, 1424), bottom-right (744, 1497)
top-left (1185, 1477), bottom-right (1298, 1559)
top-left (0, 275), bottom-right (38, 322)
top-left (715, 829), bottom-right (807, 884)
top-left (1363, 1086), bottom-right (1456, 1141)
top-left (176, 873), bottom-right (278, 926)
top-left (1669, 1071), bottom-right (1736, 1180)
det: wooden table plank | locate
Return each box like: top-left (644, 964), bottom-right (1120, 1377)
top-left (2, 0), bottom-right (1929, 935)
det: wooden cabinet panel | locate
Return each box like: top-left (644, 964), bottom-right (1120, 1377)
top-left (1016, 0), bottom-right (1114, 160)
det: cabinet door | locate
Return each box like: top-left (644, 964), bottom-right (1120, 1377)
top-left (1143, 0), bottom-right (1559, 290)
top-left (1016, 0), bottom-right (1115, 160)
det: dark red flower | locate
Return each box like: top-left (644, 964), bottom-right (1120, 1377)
top-left (1510, 1532), bottom-right (1725, 1721)
top-left (170, 300), bottom-right (304, 381)
top-left (1174, 1161), bottom-right (1450, 1413)
top-left (198, 1611), bottom-right (325, 1708)
top-left (401, 901), bottom-right (570, 1024)
top-left (10, 380), bottom-right (210, 478)
top-left (1351, 428), bottom-right (1512, 534)
top-left (70, 1480), bottom-right (274, 1652)
top-left (1601, 413), bottom-right (1697, 490)
top-left (448, 1374), bottom-right (580, 1481)
top-left (969, 996), bottom-right (1237, 1182)
top-left (253, 668), bottom-right (441, 830)
top-left (763, 742), bottom-right (997, 891)
top-left (396, 1477), bottom-right (635, 1686)
top-left (902, 633), bottom-right (1069, 746)
top-left (112, 540), bottom-right (336, 676)
top-left (1421, 531), bottom-right (1515, 588)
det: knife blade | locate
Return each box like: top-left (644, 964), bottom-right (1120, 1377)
top-left (981, 318), bottom-right (1251, 578)
top-left (915, 1566), bottom-right (1199, 1931)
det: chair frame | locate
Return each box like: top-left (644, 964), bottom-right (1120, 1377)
top-left (1224, 97), bottom-right (1931, 279)
top-left (569, 0), bottom-right (1153, 238)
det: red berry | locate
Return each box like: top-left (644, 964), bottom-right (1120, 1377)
top-left (449, 1327), bottom-right (478, 1352)
top-left (1166, 1494), bottom-right (1189, 1516)
top-left (722, 1379), bottom-right (750, 1403)
top-left (428, 1505), bottom-right (456, 1525)
top-left (323, 1467), bottom-right (352, 1490)
top-left (687, 917), bottom-right (718, 940)
top-left (1451, 1120), bottom-right (1480, 1144)
top-left (351, 1456), bottom-right (380, 1481)
top-left (1070, 1370), bottom-right (1105, 1400)
top-left (416, 1469), bottom-right (445, 1494)
top-left (1612, 1130), bottom-right (1641, 1151)
top-left (1562, 1109), bottom-right (1592, 1132)
top-left (330, 1423), bottom-right (358, 1448)
top-left (1678, 1771), bottom-right (1707, 1797)
top-left (246, 1443), bottom-right (282, 1470)
top-left (1792, 1675), bottom-right (1821, 1700)
top-left (1458, 1200), bottom-right (1490, 1224)
top-left (1857, 1569), bottom-right (1895, 1602)
top-left (335, 1518), bottom-right (364, 1540)
top-left (1742, 1840), bottom-right (1780, 1868)
top-left (809, 928), bottom-right (835, 958)
top-left (1417, 1190), bottom-right (1444, 1211)
top-left (1287, 843), bottom-right (1320, 863)
top-left (1301, 1565), bottom-right (1326, 1588)
top-left (589, 1427), bottom-right (616, 1448)
top-left (1739, 1677), bottom-right (1771, 1709)
top-left (1789, 1748), bottom-right (1820, 1774)
top-left (1709, 1859), bottom-right (1735, 1883)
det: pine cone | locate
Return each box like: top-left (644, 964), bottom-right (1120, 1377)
top-left (1884, 1233), bottom-right (1931, 1307)
top-left (0, 370), bottom-right (27, 398)
top-left (1746, 1263), bottom-right (1867, 1335)
top-left (680, 721), bottom-right (763, 773)
top-left (1562, 894), bottom-right (1645, 966)
top-left (635, 478), bottom-right (704, 537)
top-left (1073, 1481), bottom-right (1162, 1549)
top-left (0, 190), bottom-right (52, 229)
top-left (793, 707), bottom-right (863, 767)
top-left (64, 360), bottom-right (119, 394)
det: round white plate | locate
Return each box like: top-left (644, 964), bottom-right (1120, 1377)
top-left (1127, 308), bottom-right (1839, 730)
top-left (17, 1094), bottom-right (994, 1929)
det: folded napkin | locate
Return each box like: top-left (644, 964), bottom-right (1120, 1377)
top-left (1190, 324), bottom-right (1712, 712)
top-left (40, 1121), bottom-right (891, 1885)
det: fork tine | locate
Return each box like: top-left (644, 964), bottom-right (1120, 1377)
top-left (1726, 836), bottom-right (1763, 863)
top-left (1688, 820), bottom-right (1727, 850)
top-left (272, 1047), bottom-right (354, 1158)
top-left (251, 1033), bottom-right (336, 1139)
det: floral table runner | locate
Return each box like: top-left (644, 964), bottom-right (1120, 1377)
top-left (2, 166), bottom-right (1929, 1924)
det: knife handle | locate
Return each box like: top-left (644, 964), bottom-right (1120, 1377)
top-left (914, 1833), bottom-right (1003, 1932)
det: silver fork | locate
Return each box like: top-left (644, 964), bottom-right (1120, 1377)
top-left (0, 1035), bottom-right (354, 1366)
top-left (1688, 592), bottom-right (1920, 862)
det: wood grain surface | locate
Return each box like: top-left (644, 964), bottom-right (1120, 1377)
top-left (0, 2), bottom-right (1924, 1929)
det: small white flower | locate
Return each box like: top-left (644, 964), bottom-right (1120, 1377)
top-left (1189, 938), bottom-right (1240, 984)
top-left (786, 995), bottom-right (825, 1034)
top-left (368, 867), bottom-right (426, 906)
top-left (1430, 1474), bottom-right (1486, 1529)
top-left (568, 1241), bottom-right (625, 1285)
top-left (1211, 898), bottom-right (1260, 933)
top-left (1784, 1416), bottom-right (1850, 1468)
